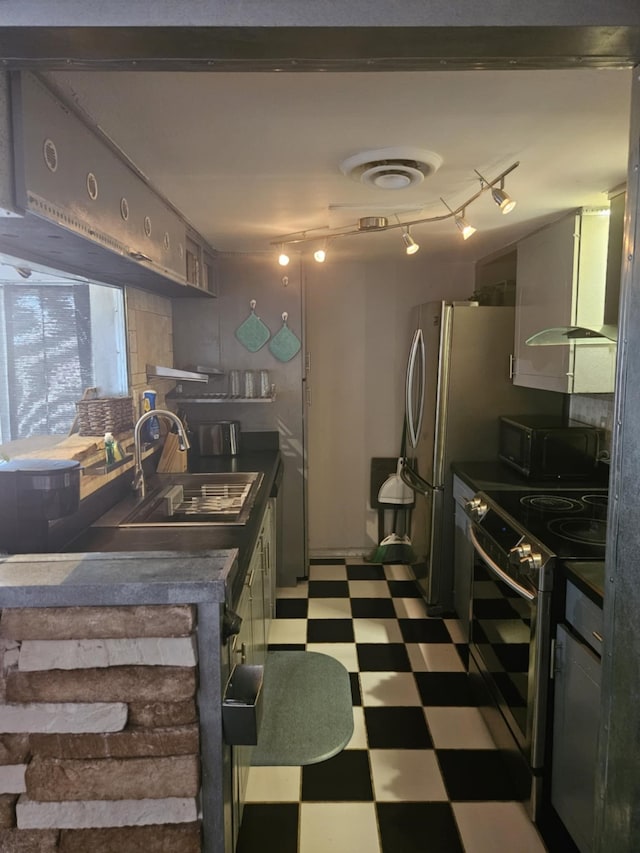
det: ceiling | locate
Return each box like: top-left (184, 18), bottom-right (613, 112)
top-left (40, 67), bottom-right (633, 265)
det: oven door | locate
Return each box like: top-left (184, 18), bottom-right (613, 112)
top-left (468, 524), bottom-right (551, 770)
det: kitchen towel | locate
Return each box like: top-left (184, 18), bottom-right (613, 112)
top-left (251, 650), bottom-right (353, 766)
top-left (235, 300), bottom-right (271, 352)
top-left (268, 312), bottom-right (301, 362)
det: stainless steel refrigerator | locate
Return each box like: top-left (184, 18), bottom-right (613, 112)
top-left (400, 301), bottom-right (562, 614)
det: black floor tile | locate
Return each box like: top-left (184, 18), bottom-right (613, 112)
top-left (301, 749), bottom-right (373, 801)
top-left (414, 672), bottom-right (478, 706)
top-left (236, 803), bottom-right (299, 853)
top-left (357, 642), bottom-right (412, 672)
top-left (398, 618), bottom-right (452, 643)
top-left (308, 580), bottom-right (350, 598)
top-left (351, 598), bottom-right (396, 618)
top-left (364, 706), bottom-right (433, 749)
top-left (275, 598), bottom-right (308, 618)
top-left (438, 749), bottom-right (527, 800)
top-left (387, 579), bottom-right (421, 598)
top-left (306, 619), bottom-right (355, 643)
top-left (310, 557), bottom-right (346, 565)
top-left (349, 672), bottom-right (362, 706)
top-left (377, 802), bottom-right (464, 853)
top-left (267, 643), bottom-right (306, 652)
top-left (455, 643), bottom-right (469, 670)
top-left (346, 563), bottom-right (386, 580)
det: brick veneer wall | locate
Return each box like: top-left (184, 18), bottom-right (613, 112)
top-left (0, 605), bottom-right (203, 853)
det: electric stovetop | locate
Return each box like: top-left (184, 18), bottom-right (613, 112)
top-left (482, 487), bottom-right (608, 562)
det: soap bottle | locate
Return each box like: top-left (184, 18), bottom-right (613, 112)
top-left (141, 389), bottom-right (160, 442)
top-left (104, 432), bottom-right (116, 466)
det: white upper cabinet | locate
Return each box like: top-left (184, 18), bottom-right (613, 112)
top-left (513, 208), bottom-right (616, 394)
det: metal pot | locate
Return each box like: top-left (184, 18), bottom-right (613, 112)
top-left (198, 421), bottom-right (242, 456)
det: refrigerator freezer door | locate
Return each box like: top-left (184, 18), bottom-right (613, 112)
top-left (405, 328), bottom-right (425, 450)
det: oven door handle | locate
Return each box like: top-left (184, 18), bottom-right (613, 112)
top-left (468, 525), bottom-right (535, 602)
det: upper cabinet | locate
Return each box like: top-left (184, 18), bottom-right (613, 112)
top-left (3, 72), bottom-right (218, 298)
top-left (513, 208), bottom-right (617, 394)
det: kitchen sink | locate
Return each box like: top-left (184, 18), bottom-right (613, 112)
top-left (102, 472), bottom-right (264, 528)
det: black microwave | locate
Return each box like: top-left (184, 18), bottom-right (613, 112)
top-left (498, 415), bottom-right (601, 480)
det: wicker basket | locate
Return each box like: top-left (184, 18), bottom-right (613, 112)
top-left (76, 396), bottom-right (134, 436)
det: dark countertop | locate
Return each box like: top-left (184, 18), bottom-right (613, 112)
top-left (561, 560), bottom-right (605, 606)
top-left (0, 447), bottom-right (282, 610)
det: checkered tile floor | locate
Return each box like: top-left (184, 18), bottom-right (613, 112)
top-left (236, 560), bottom-right (549, 853)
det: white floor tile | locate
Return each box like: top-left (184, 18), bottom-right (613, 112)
top-left (359, 671), bottom-right (421, 706)
top-left (443, 617), bottom-right (467, 644)
top-left (305, 642), bottom-right (359, 672)
top-left (353, 618), bottom-right (402, 643)
top-left (406, 642), bottom-right (465, 672)
top-left (383, 564), bottom-right (414, 580)
top-left (267, 618), bottom-right (307, 644)
top-left (369, 749), bottom-right (448, 801)
top-left (393, 597), bottom-right (429, 618)
top-left (300, 803), bottom-right (381, 853)
top-left (348, 580), bottom-right (390, 598)
top-left (308, 565), bottom-right (348, 580)
top-left (276, 582), bottom-right (309, 599)
top-left (244, 765), bottom-right (301, 802)
top-left (307, 597), bottom-right (352, 619)
top-left (425, 706), bottom-right (497, 749)
top-left (344, 706), bottom-right (367, 750)
top-left (453, 801), bottom-right (548, 853)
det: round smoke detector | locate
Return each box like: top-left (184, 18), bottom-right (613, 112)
top-left (339, 146), bottom-right (443, 190)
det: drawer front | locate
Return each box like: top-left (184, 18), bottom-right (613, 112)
top-left (566, 580), bottom-right (604, 655)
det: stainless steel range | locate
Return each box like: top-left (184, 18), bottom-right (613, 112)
top-left (464, 485), bottom-right (608, 819)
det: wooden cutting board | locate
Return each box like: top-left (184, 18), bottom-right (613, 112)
top-left (156, 433), bottom-right (188, 473)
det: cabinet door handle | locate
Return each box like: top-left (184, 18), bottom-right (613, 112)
top-left (593, 630), bottom-right (604, 644)
top-left (509, 354), bottom-right (515, 379)
top-left (236, 642), bottom-right (247, 665)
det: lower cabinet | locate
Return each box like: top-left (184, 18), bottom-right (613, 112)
top-left (551, 582), bottom-right (603, 853)
top-left (229, 498), bottom-right (277, 845)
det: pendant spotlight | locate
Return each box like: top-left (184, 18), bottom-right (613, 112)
top-left (474, 169), bottom-right (517, 214)
top-left (272, 161), bottom-right (519, 263)
top-left (278, 245), bottom-right (290, 267)
top-left (440, 199), bottom-right (476, 241)
top-left (401, 227), bottom-right (420, 255)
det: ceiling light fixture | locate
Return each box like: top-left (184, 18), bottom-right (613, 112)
top-left (278, 246), bottom-right (290, 267)
top-left (401, 228), bottom-right (420, 255)
top-left (313, 240), bottom-right (328, 263)
top-left (474, 169), bottom-right (517, 214)
top-left (272, 161), bottom-right (519, 261)
top-left (440, 198), bottom-right (477, 241)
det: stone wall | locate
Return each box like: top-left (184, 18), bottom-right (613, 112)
top-left (0, 605), bottom-right (202, 853)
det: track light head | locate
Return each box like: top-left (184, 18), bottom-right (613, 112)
top-left (491, 186), bottom-right (516, 214)
top-left (401, 228), bottom-right (420, 255)
top-left (455, 215), bottom-right (476, 240)
top-left (313, 247), bottom-right (327, 263)
top-left (278, 246), bottom-right (290, 266)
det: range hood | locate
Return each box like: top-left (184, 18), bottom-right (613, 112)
top-left (526, 324), bottom-right (618, 345)
top-left (526, 191), bottom-right (625, 347)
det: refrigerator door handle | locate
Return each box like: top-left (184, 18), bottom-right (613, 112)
top-left (405, 328), bottom-right (425, 450)
top-left (400, 458), bottom-right (437, 494)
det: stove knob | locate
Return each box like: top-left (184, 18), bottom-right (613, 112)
top-left (464, 497), bottom-right (488, 520)
top-left (509, 543), bottom-right (542, 572)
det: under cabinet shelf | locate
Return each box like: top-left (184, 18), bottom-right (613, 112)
top-left (167, 393), bottom-right (276, 404)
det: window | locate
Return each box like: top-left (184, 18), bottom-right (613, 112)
top-left (0, 255), bottom-right (128, 455)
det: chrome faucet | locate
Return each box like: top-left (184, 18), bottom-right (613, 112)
top-left (133, 409), bottom-right (190, 499)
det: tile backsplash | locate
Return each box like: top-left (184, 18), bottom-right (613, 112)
top-left (125, 288), bottom-right (175, 415)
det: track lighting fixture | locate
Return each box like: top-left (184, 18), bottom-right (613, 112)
top-left (474, 169), bottom-right (517, 214)
top-left (313, 241), bottom-right (328, 263)
top-left (401, 228), bottom-right (420, 255)
top-left (440, 199), bottom-right (476, 241)
top-left (272, 161), bottom-right (519, 262)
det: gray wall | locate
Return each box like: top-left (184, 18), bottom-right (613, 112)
top-left (173, 254), bottom-right (306, 587)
